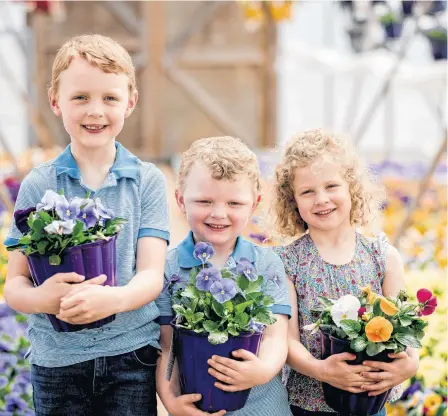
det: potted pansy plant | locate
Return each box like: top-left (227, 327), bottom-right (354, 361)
top-left (168, 242), bottom-right (279, 413)
top-left (305, 286), bottom-right (438, 416)
top-left (7, 190), bottom-right (126, 333)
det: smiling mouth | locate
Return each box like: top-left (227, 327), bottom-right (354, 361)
top-left (314, 208), bottom-right (336, 216)
top-left (205, 224), bottom-right (230, 230)
top-left (82, 125), bottom-right (107, 131)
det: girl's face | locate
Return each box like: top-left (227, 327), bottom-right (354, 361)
top-left (292, 157), bottom-right (352, 233)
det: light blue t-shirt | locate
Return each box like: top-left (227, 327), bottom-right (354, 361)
top-left (156, 231), bottom-right (292, 416)
top-left (5, 142), bottom-right (170, 367)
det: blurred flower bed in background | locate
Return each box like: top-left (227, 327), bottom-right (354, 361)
top-left (0, 148), bottom-right (446, 415)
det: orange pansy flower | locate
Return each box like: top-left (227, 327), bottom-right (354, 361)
top-left (379, 297), bottom-right (399, 316)
top-left (361, 286), bottom-right (377, 305)
top-left (365, 316), bottom-right (393, 343)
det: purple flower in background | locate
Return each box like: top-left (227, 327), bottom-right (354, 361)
top-left (236, 257), bottom-right (257, 282)
top-left (5, 392), bottom-right (29, 412)
top-left (401, 381), bottom-right (422, 400)
top-left (77, 205), bottom-right (99, 229)
top-left (247, 318), bottom-right (265, 333)
top-left (4, 177), bottom-right (20, 202)
top-left (210, 279), bottom-right (237, 303)
top-left (12, 374), bottom-right (31, 395)
top-left (196, 267), bottom-right (222, 292)
top-left (0, 353), bottom-right (18, 373)
top-left (268, 273), bottom-right (282, 288)
top-left (193, 242), bottom-right (215, 264)
top-left (36, 190), bottom-right (66, 212)
top-left (0, 375), bottom-right (8, 389)
top-left (0, 303), bottom-right (14, 319)
top-left (13, 207), bottom-right (35, 234)
top-left (55, 199), bottom-right (81, 222)
top-left (248, 233), bottom-right (269, 244)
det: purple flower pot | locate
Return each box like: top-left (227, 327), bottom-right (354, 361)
top-left (429, 38), bottom-right (447, 60)
top-left (320, 330), bottom-right (392, 416)
top-left (383, 22), bottom-right (403, 39)
top-left (27, 235), bottom-right (118, 332)
top-left (173, 326), bottom-right (263, 413)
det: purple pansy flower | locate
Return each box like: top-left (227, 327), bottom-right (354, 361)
top-left (193, 242), bottom-right (215, 264)
top-left (55, 199), bottom-right (81, 222)
top-left (196, 267), bottom-right (222, 292)
top-left (5, 392), bottom-right (29, 412)
top-left (210, 279), bottom-right (237, 303)
top-left (236, 257), bottom-right (257, 282)
top-left (44, 220), bottom-right (75, 235)
top-left (163, 274), bottom-right (181, 293)
top-left (12, 374), bottom-right (31, 395)
top-left (36, 190), bottom-right (66, 212)
top-left (13, 207), bottom-right (35, 234)
top-left (0, 353), bottom-right (18, 373)
top-left (0, 375), bottom-right (8, 389)
top-left (247, 318), bottom-right (265, 333)
top-left (77, 205), bottom-right (99, 229)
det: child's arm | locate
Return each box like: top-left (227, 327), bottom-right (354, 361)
top-left (208, 314), bottom-right (288, 392)
top-left (4, 250), bottom-right (106, 314)
top-left (57, 236), bottom-right (167, 324)
top-left (156, 326), bottom-right (226, 416)
top-left (360, 245), bottom-right (419, 396)
top-left (285, 280), bottom-right (376, 393)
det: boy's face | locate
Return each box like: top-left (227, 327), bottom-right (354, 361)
top-left (293, 157), bottom-right (352, 233)
top-left (176, 163), bottom-right (260, 252)
top-left (49, 57), bottom-right (137, 150)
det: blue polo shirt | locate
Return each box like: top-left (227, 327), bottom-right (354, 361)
top-left (4, 142), bottom-right (170, 367)
top-left (156, 232), bottom-right (292, 416)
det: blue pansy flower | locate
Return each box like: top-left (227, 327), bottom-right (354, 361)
top-left (210, 279), bottom-right (237, 303)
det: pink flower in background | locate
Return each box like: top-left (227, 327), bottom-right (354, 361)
top-left (416, 289), bottom-right (438, 316)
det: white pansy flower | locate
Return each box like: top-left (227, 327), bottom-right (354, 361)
top-left (44, 220), bottom-right (76, 235)
top-left (330, 295), bottom-right (361, 327)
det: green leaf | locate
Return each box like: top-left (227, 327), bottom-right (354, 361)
top-left (203, 320), bottom-right (219, 333)
top-left (246, 276), bottom-right (263, 294)
top-left (255, 310), bottom-right (276, 325)
top-left (399, 315), bottom-right (413, 327)
top-left (49, 254), bottom-right (61, 266)
top-left (208, 332), bottom-right (228, 345)
top-left (72, 220), bottom-right (84, 237)
top-left (236, 275), bottom-right (249, 291)
top-left (262, 295), bottom-right (275, 307)
top-left (221, 269), bottom-right (233, 279)
top-left (37, 210), bottom-right (52, 223)
top-left (395, 332), bottom-right (422, 348)
top-left (228, 325), bottom-right (239, 337)
top-left (350, 337), bottom-right (368, 352)
top-left (414, 329), bottom-right (425, 340)
top-left (18, 236), bottom-right (32, 245)
top-left (223, 301), bottom-right (234, 313)
top-left (189, 267), bottom-right (199, 284)
top-left (182, 286), bottom-right (199, 299)
top-left (193, 312), bottom-right (204, 323)
top-left (366, 342), bottom-right (386, 356)
top-left (318, 296), bottom-right (335, 308)
top-left (373, 298), bottom-right (383, 317)
top-left (340, 319), bottom-right (361, 338)
top-left (172, 304), bottom-right (186, 316)
top-left (384, 341), bottom-right (398, 349)
top-left (212, 300), bottom-right (225, 317)
top-left (235, 300), bottom-right (254, 314)
top-left (37, 241), bottom-right (49, 255)
top-left (234, 312), bottom-right (250, 328)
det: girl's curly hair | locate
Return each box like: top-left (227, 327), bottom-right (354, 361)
top-left (274, 129), bottom-right (386, 238)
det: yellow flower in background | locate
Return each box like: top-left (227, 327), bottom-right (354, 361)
top-left (423, 392), bottom-right (442, 411)
top-left (380, 297), bottom-right (399, 316)
top-left (365, 316), bottom-right (393, 343)
top-left (362, 313), bottom-right (371, 322)
top-left (385, 402), bottom-right (407, 416)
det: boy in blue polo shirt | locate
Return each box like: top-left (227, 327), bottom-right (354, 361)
top-left (155, 136), bottom-right (292, 416)
top-left (4, 34), bottom-right (169, 416)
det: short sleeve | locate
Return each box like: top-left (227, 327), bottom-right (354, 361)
top-left (154, 258), bottom-right (175, 325)
top-left (260, 248), bottom-right (291, 318)
top-left (4, 169), bottom-right (48, 247)
top-left (138, 163), bottom-right (170, 244)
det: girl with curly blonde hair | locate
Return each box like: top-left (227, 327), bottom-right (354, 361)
top-left (273, 129), bottom-right (418, 416)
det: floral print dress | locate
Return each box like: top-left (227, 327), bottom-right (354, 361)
top-left (275, 232), bottom-right (402, 412)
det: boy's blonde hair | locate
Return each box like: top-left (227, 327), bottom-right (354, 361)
top-left (49, 34), bottom-right (137, 97)
top-left (274, 129), bottom-right (385, 237)
top-left (177, 136), bottom-right (261, 194)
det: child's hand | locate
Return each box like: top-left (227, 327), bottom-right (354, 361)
top-left (36, 273), bottom-right (107, 315)
top-left (57, 284), bottom-right (121, 324)
top-left (208, 349), bottom-right (269, 392)
top-left (168, 394), bottom-right (226, 416)
top-left (321, 353), bottom-right (379, 394)
top-left (360, 351), bottom-right (419, 396)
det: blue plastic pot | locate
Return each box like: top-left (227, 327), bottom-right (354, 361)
top-left (173, 326), bottom-right (263, 413)
top-left (320, 330), bottom-right (392, 416)
top-left (27, 235), bottom-right (117, 332)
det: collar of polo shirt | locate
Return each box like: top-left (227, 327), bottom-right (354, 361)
top-left (178, 230), bottom-right (256, 269)
top-left (54, 142), bottom-right (139, 181)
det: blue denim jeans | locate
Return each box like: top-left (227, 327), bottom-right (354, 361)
top-left (31, 344), bottom-right (159, 416)
top-left (290, 406), bottom-right (387, 416)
